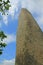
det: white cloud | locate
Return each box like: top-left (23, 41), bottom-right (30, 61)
top-left (3, 34), bottom-right (16, 44)
top-left (9, 0), bottom-right (19, 17)
top-left (2, 15), bottom-right (8, 25)
top-left (0, 59), bottom-right (15, 65)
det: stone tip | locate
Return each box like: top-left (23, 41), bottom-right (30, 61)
top-left (19, 8), bottom-right (32, 19)
top-left (20, 8), bottom-right (31, 14)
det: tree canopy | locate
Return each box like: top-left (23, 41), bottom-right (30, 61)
top-left (0, 31), bottom-right (7, 55)
top-left (0, 0), bottom-right (11, 55)
top-left (0, 0), bottom-right (11, 15)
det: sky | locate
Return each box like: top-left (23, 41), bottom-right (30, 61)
top-left (0, 0), bottom-right (43, 65)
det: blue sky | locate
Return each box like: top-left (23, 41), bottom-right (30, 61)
top-left (0, 0), bottom-right (43, 65)
top-left (0, 13), bottom-right (17, 62)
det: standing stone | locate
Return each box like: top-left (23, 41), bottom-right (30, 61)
top-left (15, 8), bottom-right (43, 65)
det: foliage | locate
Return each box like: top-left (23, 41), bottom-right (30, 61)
top-left (0, 0), bottom-right (11, 15)
top-left (0, 0), bottom-right (11, 55)
top-left (0, 31), bottom-right (7, 55)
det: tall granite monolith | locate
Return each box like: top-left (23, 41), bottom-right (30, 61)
top-left (15, 8), bottom-right (43, 65)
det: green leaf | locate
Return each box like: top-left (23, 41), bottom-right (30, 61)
top-left (5, 6), bottom-right (9, 10)
top-left (0, 0), bottom-right (11, 15)
top-left (5, 4), bottom-right (11, 10)
top-left (1, 43), bottom-right (7, 47)
top-left (7, 0), bottom-right (10, 3)
top-left (0, 51), bottom-right (2, 55)
top-left (0, 43), bottom-right (6, 47)
top-left (0, 0), bottom-right (2, 2)
top-left (0, 3), bottom-right (2, 6)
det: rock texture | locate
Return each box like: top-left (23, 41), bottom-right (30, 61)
top-left (15, 8), bottom-right (43, 65)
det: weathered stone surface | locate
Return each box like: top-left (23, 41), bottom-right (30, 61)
top-left (15, 8), bottom-right (43, 65)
